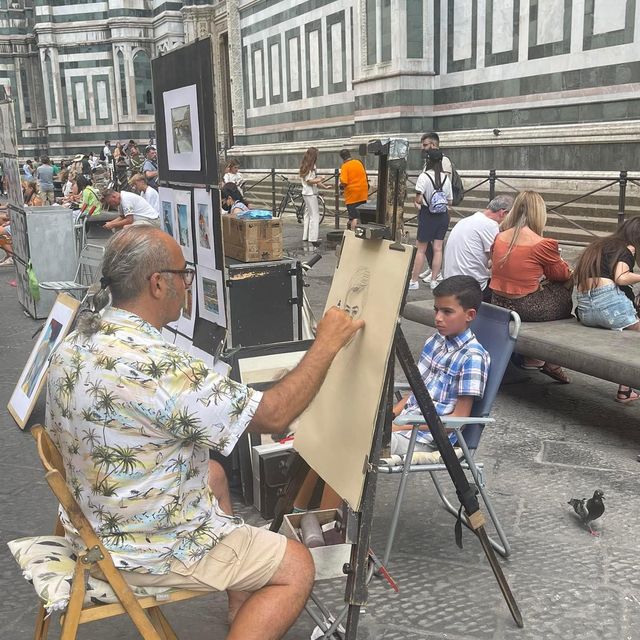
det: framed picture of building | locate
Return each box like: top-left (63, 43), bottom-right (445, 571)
top-left (8, 293), bottom-right (81, 429)
top-left (151, 38), bottom-right (218, 185)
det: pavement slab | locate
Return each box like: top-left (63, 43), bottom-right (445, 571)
top-left (0, 219), bottom-right (639, 639)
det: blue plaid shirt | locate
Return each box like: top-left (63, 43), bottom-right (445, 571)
top-left (397, 328), bottom-right (490, 444)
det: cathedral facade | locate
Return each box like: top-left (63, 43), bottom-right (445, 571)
top-left (0, 0), bottom-right (638, 170)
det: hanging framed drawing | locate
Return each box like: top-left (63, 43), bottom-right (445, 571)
top-left (197, 265), bottom-right (226, 327)
top-left (174, 189), bottom-right (194, 263)
top-left (163, 84), bottom-right (201, 172)
top-left (177, 264), bottom-right (197, 338)
top-left (8, 293), bottom-right (81, 429)
top-left (193, 188), bottom-right (216, 269)
top-left (158, 187), bottom-right (177, 241)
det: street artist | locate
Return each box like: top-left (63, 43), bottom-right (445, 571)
top-left (45, 226), bottom-right (364, 640)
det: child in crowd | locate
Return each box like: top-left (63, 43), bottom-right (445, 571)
top-left (391, 275), bottom-right (490, 455)
top-left (222, 159), bottom-right (245, 194)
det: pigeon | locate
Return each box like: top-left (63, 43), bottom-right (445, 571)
top-left (568, 489), bottom-right (605, 536)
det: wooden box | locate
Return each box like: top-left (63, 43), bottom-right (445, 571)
top-left (222, 215), bottom-right (283, 263)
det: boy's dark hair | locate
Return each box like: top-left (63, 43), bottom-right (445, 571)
top-left (339, 149), bottom-right (351, 160)
top-left (433, 275), bottom-right (482, 311)
top-left (420, 131), bottom-right (440, 145)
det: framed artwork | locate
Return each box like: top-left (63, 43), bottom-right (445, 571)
top-left (177, 265), bottom-right (197, 339)
top-left (163, 84), bottom-right (201, 172)
top-left (151, 38), bottom-right (218, 185)
top-left (197, 265), bottom-right (226, 328)
top-left (158, 187), bottom-right (176, 241)
top-left (8, 293), bottom-right (81, 429)
top-left (174, 189), bottom-right (194, 263)
top-left (194, 188), bottom-right (216, 269)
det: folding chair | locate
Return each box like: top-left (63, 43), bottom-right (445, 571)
top-left (39, 243), bottom-right (104, 299)
top-left (10, 425), bottom-right (208, 640)
top-left (379, 303), bottom-right (520, 560)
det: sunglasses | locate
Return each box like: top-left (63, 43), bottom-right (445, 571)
top-left (149, 268), bottom-right (195, 287)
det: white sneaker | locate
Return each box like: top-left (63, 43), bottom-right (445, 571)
top-left (419, 268), bottom-right (432, 282)
top-left (408, 280), bottom-right (419, 290)
top-left (430, 275), bottom-right (443, 290)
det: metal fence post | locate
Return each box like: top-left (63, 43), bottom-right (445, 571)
top-left (618, 170), bottom-right (627, 226)
top-left (271, 168), bottom-right (277, 215)
top-left (334, 168), bottom-right (340, 229)
top-left (489, 169), bottom-right (496, 201)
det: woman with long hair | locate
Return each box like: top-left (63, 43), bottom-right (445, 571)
top-left (22, 179), bottom-right (43, 207)
top-left (490, 190), bottom-right (573, 382)
top-left (573, 216), bottom-right (640, 402)
top-left (299, 147), bottom-right (330, 248)
top-left (409, 148), bottom-right (453, 290)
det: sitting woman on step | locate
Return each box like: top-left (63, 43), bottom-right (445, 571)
top-left (490, 190), bottom-right (573, 384)
top-left (573, 216), bottom-right (640, 403)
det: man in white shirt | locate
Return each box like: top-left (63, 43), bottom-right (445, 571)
top-left (129, 173), bottom-right (160, 214)
top-left (102, 188), bottom-right (161, 230)
top-left (443, 194), bottom-right (514, 300)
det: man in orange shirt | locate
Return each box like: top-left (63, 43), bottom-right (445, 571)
top-left (339, 149), bottom-right (369, 231)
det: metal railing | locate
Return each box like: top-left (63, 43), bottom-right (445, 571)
top-left (238, 168), bottom-right (640, 242)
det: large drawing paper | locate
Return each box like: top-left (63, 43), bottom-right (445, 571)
top-left (294, 232), bottom-right (413, 510)
top-left (163, 84), bottom-right (201, 172)
top-left (194, 188), bottom-right (216, 269)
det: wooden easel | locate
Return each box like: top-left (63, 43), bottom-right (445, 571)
top-left (271, 317), bottom-right (524, 640)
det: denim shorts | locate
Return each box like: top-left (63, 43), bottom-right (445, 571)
top-left (576, 283), bottom-right (638, 330)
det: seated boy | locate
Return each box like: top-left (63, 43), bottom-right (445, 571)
top-left (391, 275), bottom-right (490, 456)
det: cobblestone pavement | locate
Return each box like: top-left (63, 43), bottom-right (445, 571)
top-left (1, 219), bottom-right (639, 639)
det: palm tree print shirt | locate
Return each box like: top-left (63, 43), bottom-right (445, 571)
top-left (45, 308), bottom-right (262, 574)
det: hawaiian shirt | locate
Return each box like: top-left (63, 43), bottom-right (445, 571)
top-left (396, 328), bottom-right (489, 444)
top-left (45, 308), bottom-right (262, 574)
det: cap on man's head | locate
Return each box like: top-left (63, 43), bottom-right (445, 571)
top-left (73, 154), bottom-right (83, 162)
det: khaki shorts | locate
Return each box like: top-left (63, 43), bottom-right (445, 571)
top-left (121, 525), bottom-right (288, 593)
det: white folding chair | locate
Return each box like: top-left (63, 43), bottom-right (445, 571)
top-left (379, 303), bottom-right (521, 561)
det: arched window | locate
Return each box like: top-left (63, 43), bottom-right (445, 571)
top-left (117, 50), bottom-right (128, 116)
top-left (44, 52), bottom-right (56, 119)
top-left (133, 50), bottom-right (153, 115)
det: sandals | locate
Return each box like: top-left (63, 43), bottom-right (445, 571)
top-left (540, 363), bottom-right (570, 384)
top-left (616, 387), bottom-right (640, 404)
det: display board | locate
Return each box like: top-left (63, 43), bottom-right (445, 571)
top-left (152, 39), bottom-right (226, 362)
top-left (151, 38), bottom-right (218, 186)
top-left (294, 233), bottom-right (413, 510)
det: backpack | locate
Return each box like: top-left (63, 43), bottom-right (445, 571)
top-left (450, 162), bottom-right (465, 205)
top-left (99, 149), bottom-right (106, 161)
top-left (424, 173), bottom-right (449, 214)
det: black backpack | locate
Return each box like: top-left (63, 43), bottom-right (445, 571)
top-left (450, 161), bottom-right (465, 206)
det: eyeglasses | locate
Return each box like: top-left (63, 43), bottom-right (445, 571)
top-left (149, 268), bottom-right (195, 287)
